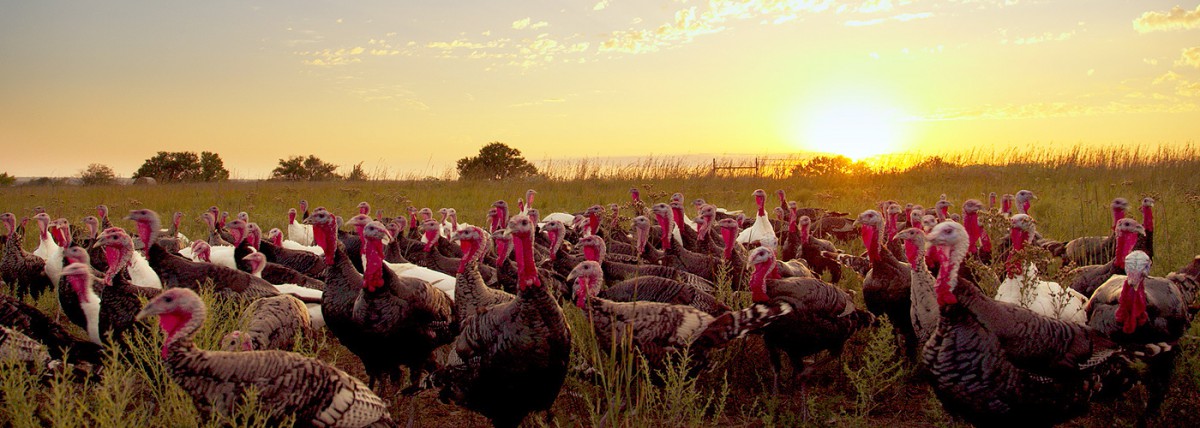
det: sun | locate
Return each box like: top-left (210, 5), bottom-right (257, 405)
top-left (792, 101), bottom-right (906, 161)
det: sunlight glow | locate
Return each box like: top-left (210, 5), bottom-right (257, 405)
top-left (794, 101), bottom-right (906, 161)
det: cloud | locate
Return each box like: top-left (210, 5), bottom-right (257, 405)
top-left (845, 12), bottom-right (933, 27)
top-left (594, 1), bottom-right (610, 11)
top-left (1134, 5), bottom-right (1200, 33)
top-left (1178, 47), bottom-right (1200, 68)
top-left (599, 0), bottom-right (833, 54)
top-left (510, 98), bottom-right (566, 108)
top-left (513, 17), bottom-right (549, 30)
top-left (1154, 71), bottom-right (1200, 97)
top-left (1002, 30), bottom-right (1077, 45)
top-left (294, 47), bottom-right (368, 66)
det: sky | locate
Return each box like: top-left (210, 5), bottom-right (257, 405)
top-left (2, 1), bottom-right (1198, 178)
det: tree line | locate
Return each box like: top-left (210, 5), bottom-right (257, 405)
top-left (1, 142), bottom-right (540, 186)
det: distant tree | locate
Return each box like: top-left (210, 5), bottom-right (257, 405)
top-left (197, 151), bottom-right (231, 181)
top-left (456, 142), bottom-right (539, 181)
top-left (78, 163), bottom-right (116, 185)
top-left (132, 151), bottom-right (230, 183)
top-left (271, 155), bottom-right (341, 181)
top-left (0, 172), bottom-right (14, 187)
top-left (25, 177), bottom-right (67, 186)
top-left (345, 162), bottom-right (368, 181)
top-left (790, 155), bottom-right (869, 177)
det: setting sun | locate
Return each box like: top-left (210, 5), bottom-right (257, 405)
top-left (795, 101), bottom-right (906, 161)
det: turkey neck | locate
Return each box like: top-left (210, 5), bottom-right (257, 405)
top-left (963, 212), bottom-right (980, 254)
top-left (103, 243), bottom-right (132, 285)
top-left (458, 238), bottom-right (479, 274)
top-left (862, 225), bottom-right (881, 264)
top-left (161, 305), bottom-right (205, 359)
top-left (1112, 206), bottom-right (1125, 230)
top-left (363, 237), bottom-right (384, 292)
top-left (904, 240), bottom-right (926, 272)
top-left (1142, 205), bottom-right (1153, 233)
top-left (1113, 230), bottom-right (1138, 269)
top-left (885, 213), bottom-right (899, 241)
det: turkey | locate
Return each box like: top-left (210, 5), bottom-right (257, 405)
top-left (0, 325), bottom-right (52, 374)
top-left (1136, 197), bottom-right (1155, 259)
top-left (994, 215), bottom-right (1087, 323)
top-left (792, 215), bottom-right (842, 283)
top-left (1014, 189), bottom-right (1037, 215)
top-left (221, 295), bottom-right (312, 352)
top-left (235, 235), bottom-right (327, 291)
top-left (0, 292), bottom-right (105, 374)
top-left (288, 204), bottom-right (315, 246)
top-left (893, 227), bottom-right (938, 349)
top-left (437, 213), bottom-right (572, 428)
top-left (1063, 198), bottom-right (1129, 266)
top-left (352, 218), bottom-right (454, 391)
top-left (269, 227), bottom-right (326, 257)
top-left (125, 210), bottom-right (278, 299)
top-left (61, 242), bottom-right (160, 345)
top-left (961, 199), bottom-right (992, 264)
top-left (136, 288), bottom-right (395, 427)
top-left (580, 234), bottom-right (715, 294)
top-left (1086, 250), bottom-right (1198, 425)
top-left (568, 260), bottom-right (790, 375)
top-left (1067, 218), bottom-right (1145, 297)
top-left (180, 236), bottom-right (237, 269)
top-left (240, 251), bottom-right (323, 301)
top-left (921, 221), bottom-right (1144, 427)
top-left (32, 213), bottom-right (62, 265)
top-left (746, 247), bottom-right (873, 419)
top-left (452, 226), bottom-right (514, 321)
top-left (1, 213), bottom-right (53, 299)
top-left (344, 215), bottom-right (455, 301)
top-left (736, 189), bottom-right (777, 251)
top-left (855, 209), bottom-right (917, 356)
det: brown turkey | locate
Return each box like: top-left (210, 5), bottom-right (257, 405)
top-left (1067, 218), bottom-right (1145, 297)
top-left (221, 295), bottom-right (312, 352)
top-left (1063, 198), bottom-right (1129, 266)
top-left (437, 213), bottom-right (572, 428)
top-left (855, 209), bottom-right (916, 357)
top-left (567, 260), bottom-right (790, 375)
top-left (1, 213), bottom-right (53, 300)
top-left (922, 221), bottom-right (1146, 428)
top-left (136, 288), bottom-right (395, 427)
top-left (1085, 250), bottom-right (1198, 425)
top-left (746, 247), bottom-right (873, 420)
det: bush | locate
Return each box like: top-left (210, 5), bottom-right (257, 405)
top-left (345, 162), bottom-right (368, 181)
top-left (456, 142), bottom-right (539, 181)
top-left (79, 163), bottom-right (117, 186)
top-left (271, 155), bottom-right (341, 181)
top-left (0, 172), bottom-right (14, 187)
top-left (132, 151), bottom-right (230, 183)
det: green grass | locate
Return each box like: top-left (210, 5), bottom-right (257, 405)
top-left (2, 151), bottom-right (1200, 426)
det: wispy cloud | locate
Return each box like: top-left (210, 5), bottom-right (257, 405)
top-left (1133, 5), bottom-right (1200, 33)
top-left (294, 46), bottom-right (367, 66)
top-left (594, 1), bottom-right (610, 11)
top-left (513, 17), bottom-right (549, 30)
top-left (1178, 46), bottom-right (1200, 68)
top-left (1154, 71), bottom-right (1200, 97)
top-left (510, 98), bottom-right (566, 108)
top-left (845, 12), bottom-right (934, 27)
top-left (1001, 29), bottom-right (1078, 45)
top-left (599, 0), bottom-right (835, 54)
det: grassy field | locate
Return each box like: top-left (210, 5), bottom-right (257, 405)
top-left (1, 151), bottom-right (1199, 427)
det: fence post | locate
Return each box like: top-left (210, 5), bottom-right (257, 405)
top-left (711, 159), bottom-right (717, 177)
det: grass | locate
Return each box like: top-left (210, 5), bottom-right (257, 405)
top-left (2, 148), bottom-right (1200, 427)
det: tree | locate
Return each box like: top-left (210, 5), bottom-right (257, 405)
top-left (456, 142), bottom-right (539, 181)
top-left (78, 163), bottom-right (116, 185)
top-left (132, 151), bottom-right (230, 183)
top-left (197, 151), bottom-right (231, 181)
top-left (345, 162), bottom-right (368, 181)
top-left (0, 172), bottom-right (14, 187)
top-left (790, 155), bottom-right (869, 177)
top-left (271, 155), bottom-right (341, 181)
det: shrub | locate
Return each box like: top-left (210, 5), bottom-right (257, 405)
top-left (78, 163), bottom-right (117, 186)
top-left (456, 142), bottom-right (539, 181)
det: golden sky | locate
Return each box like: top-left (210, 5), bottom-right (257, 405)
top-left (2, 1), bottom-right (1198, 178)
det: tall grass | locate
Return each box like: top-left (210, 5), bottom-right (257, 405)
top-left (2, 146), bottom-right (1199, 426)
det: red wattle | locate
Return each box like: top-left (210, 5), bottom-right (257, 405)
top-left (158, 311), bottom-right (192, 358)
top-left (1142, 206), bottom-right (1154, 232)
top-left (904, 241), bottom-right (920, 268)
top-left (1116, 278), bottom-right (1149, 334)
top-left (363, 239), bottom-right (384, 292)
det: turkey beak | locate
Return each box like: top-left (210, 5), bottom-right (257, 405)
top-left (565, 270), bottom-right (579, 285)
top-left (135, 305), bottom-right (160, 321)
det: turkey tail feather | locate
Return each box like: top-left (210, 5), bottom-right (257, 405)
top-left (694, 302), bottom-right (792, 349)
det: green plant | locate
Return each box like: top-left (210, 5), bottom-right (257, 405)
top-left (843, 317), bottom-right (908, 419)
